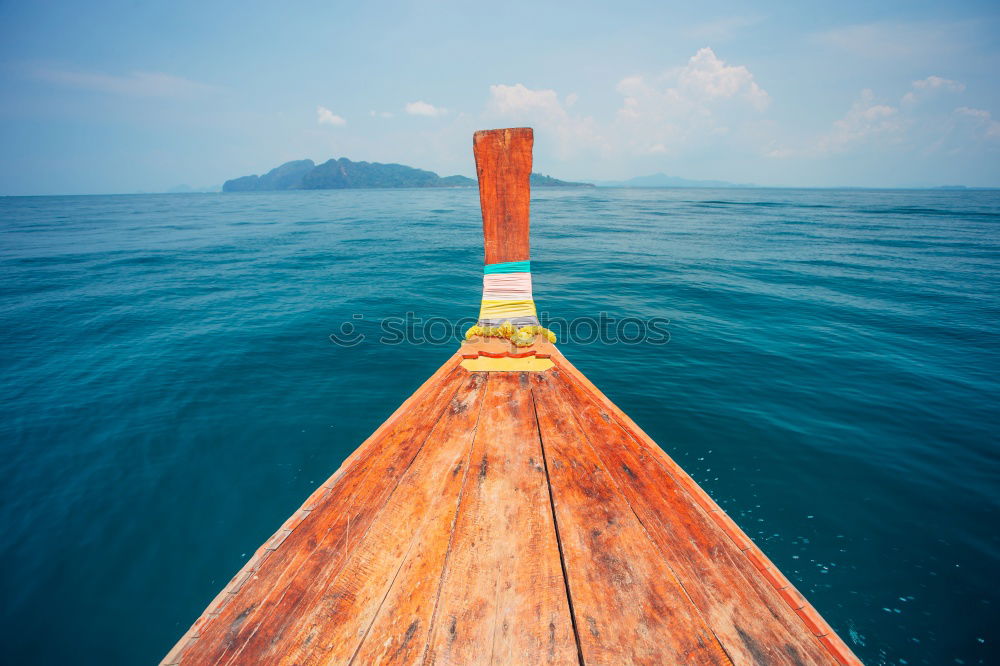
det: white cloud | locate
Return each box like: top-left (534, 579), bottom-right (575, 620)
top-left (902, 75), bottom-right (966, 104)
top-left (913, 75), bottom-right (966, 93)
top-left (317, 106), bottom-right (346, 126)
top-left (369, 110), bottom-right (394, 118)
top-left (405, 101), bottom-right (448, 117)
top-left (790, 79), bottom-right (997, 159)
top-left (474, 51), bottom-right (993, 180)
top-left (954, 107), bottom-right (1000, 139)
top-left (28, 66), bottom-right (215, 98)
top-left (483, 50), bottom-right (769, 164)
top-left (611, 48), bottom-right (769, 156)
top-left (487, 84), bottom-right (561, 117)
top-left (677, 47), bottom-right (769, 110)
top-left (485, 83), bottom-right (605, 158)
top-left (818, 89), bottom-right (902, 153)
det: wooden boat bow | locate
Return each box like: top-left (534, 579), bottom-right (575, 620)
top-left (163, 128), bottom-right (861, 665)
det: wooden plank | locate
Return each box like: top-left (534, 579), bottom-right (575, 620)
top-left (474, 128), bottom-right (533, 264)
top-left (529, 371), bottom-right (731, 666)
top-left (549, 351), bottom-right (859, 665)
top-left (348, 371), bottom-right (484, 664)
top-left (178, 364), bottom-right (470, 664)
top-left (165, 355), bottom-right (471, 663)
top-left (553, 367), bottom-right (835, 665)
top-left (262, 371), bottom-right (490, 664)
top-left (424, 372), bottom-right (578, 665)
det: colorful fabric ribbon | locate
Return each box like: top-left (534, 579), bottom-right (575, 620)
top-left (477, 260), bottom-right (539, 326)
top-left (483, 260), bottom-right (530, 274)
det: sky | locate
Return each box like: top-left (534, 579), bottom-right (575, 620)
top-left (1, 0), bottom-right (998, 194)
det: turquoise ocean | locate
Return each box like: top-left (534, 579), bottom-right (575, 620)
top-left (1, 187), bottom-right (997, 664)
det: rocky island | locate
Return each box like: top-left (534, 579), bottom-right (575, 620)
top-left (223, 158), bottom-right (591, 191)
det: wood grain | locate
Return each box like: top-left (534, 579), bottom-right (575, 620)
top-left (547, 348), bottom-right (858, 664)
top-left (176, 364), bottom-right (469, 664)
top-left (530, 370), bottom-right (731, 665)
top-left (552, 364), bottom-right (835, 665)
top-left (474, 128), bottom-right (533, 265)
top-left (166, 352), bottom-right (858, 665)
top-left (274, 371), bottom-right (489, 664)
top-left (425, 372), bottom-right (578, 665)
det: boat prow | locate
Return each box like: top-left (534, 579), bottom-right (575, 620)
top-left (164, 128), bottom-right (860, 665)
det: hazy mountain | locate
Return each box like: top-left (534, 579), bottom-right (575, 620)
top-left (166, 184), bottom-right (222, 193)
top-left (591, 173), bottom-right (754, 188)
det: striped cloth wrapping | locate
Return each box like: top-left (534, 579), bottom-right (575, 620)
top-left (478, 260), bottom-right (539, 327)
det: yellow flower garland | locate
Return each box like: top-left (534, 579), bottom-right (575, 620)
top-left (464, 322), bottom-right (557, 345)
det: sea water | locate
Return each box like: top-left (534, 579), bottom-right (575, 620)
top-left (1, 187), bottom-right (997, 664)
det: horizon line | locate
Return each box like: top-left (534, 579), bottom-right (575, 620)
top-left (4, 184), bottom-right (1000, 198)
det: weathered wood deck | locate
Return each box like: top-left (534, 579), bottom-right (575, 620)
top-left (163, 341), bottom-right (858, 665)
top-left (163, 128), bottom-right (860, 664)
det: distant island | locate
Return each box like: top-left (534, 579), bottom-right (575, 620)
top-left (590, 173), bottom-right (754, 188)
top-left (529, 173), bottom-right (593, 187)
top-left (223, 158), bottom-right (592, 192)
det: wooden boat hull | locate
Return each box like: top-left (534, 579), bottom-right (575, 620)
top-left (164, 341), bottom-right (858, 664)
